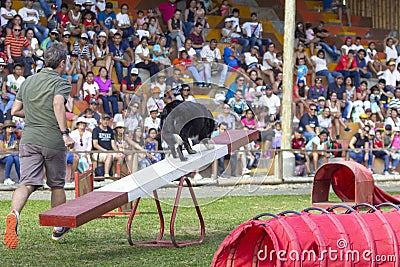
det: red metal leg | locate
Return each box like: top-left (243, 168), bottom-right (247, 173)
top-left (126, 176), bottom-right (205, 247)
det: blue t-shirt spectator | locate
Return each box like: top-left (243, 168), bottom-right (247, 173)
top-left (223, 47), bottom-right (242, 68)
top-left (98, 11), bottom-right (116, 30)
top-left (109, 41), bottom-right (130, 59)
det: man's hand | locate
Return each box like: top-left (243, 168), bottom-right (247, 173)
top-left (63, 135), bottom-right (75, 149)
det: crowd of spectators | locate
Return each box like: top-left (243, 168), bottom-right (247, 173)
top-left (2, 0), bottom-right (400, 184)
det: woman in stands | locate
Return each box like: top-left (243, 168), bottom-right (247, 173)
top-left (194, 1), bottom-right (209, 29)
top-left (68, 1), bottom-right (82, 36)
top-left (25, 28), bottom-right (42, 72)
top-left (93, 31), bottom-right (113, 78)
top-left (216, 103), bottom-right (239, 130)
top-left (144, 128), bottom-right (162, 165)
top-left (152, 36), bottom-right (173, 70)
top-left (5, 14), bottom-right (24, 36)
top-left (294, 42), bottom-right (314, 71)
top-left (183, 0), bottom-right (196, 37)
top-left (340, 36), bottom-right (354, 55)
top-left (176, 84), bottom-right (196, 102)
top-left (94, 67), bottom-right (119, 117)
top-left (0, 120), bottom-right (19, 186)
top-left (349, 125), bottom-right (370, 165)
top-left (128, 126), bottom-right (150, 170)
top-left (327, 91), bottom-right (351, 139)
top-left (167, 9), bottom-right (186, 50)
top-left (365, 42), bottom-right (383, 77)
top-left (225, 75), bottom-right (248, 101)
top-left (384, 36), bottom-right (399, 62)
top-left (60, 31), bottom-right (74, 54)
top-left (1, 0), bottom-right (16, 31)
top-left (305, 129), bottom-right (329, 174)
top-left (135, 36), bottom-right (160, 79)
top-left (293, 78), bottom-right (308, 122)
top-left (69, 117), bottom-right (92, 180)
top-left (384, 107), bottom-right (400, 129)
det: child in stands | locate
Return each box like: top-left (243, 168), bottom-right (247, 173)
top-left (83, 71), bottom-right (99, 103)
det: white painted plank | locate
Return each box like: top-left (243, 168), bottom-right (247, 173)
top-left (96, 144), bottom-right (228, 202)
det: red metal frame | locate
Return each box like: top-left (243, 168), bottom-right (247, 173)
top-left (126, 176), bottom-right (205, 247)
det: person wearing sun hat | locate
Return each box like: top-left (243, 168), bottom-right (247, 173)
top-left (221, 17), bottom-right (249, 53)
top-left (146, 86), bottom-right (165, 114)
top-left (68, 116), bottom-right (92, 179)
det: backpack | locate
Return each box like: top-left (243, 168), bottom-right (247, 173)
top-left (330, 140), bottom-right (342, 157)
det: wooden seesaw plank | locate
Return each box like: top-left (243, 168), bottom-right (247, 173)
top-left (39, 130), bottom-right (258, 228)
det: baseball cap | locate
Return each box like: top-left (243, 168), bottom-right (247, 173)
top-left (50, 29), bottom-right (59, 34)
top-left (81, 33), bottom-right (88, 39)
top-left (224, 18), bottom-right (232, 23)
top-left (336, 73), bottom-right (344, 79)
top-left (102, 113), bottom-right (111, 119)
top-left (51, 4), bottom-right (57, 10)
top-left (231, 38), bottom-right (238, 43)
top-left (76, 117), bottom-right (88, 125)
top-left (388, 60), bottom-right (396, 66)
top-left (74, 1), bottom-right (82, 6)
top-left (359, 113), bottom-right (368, 119)
top-left (98, 31), bottom-right (107, 38)
top-left (115, 121), bottom-right (125, 128)
top-left (318, 96), bottom-right (326, 101)
top-left (130, 68), bottom-right (139, 75)
top-left (297, 78), bottom-right (305, 84)
top-left (368, 129), bottom-right (375, 136)
top-left (105, 2), bottom-right (113, 8)
top-left (385, 124), bottom-right (392, 131)
top-left (149, 109), bottom-right (158, 113)
top-left (70, 50), bottom-right (79, 57)
top-left (296, 127), bottom-right (304, 133)
top-left (0, 58), bottom-right (6, 66)
top-left (251, 46), bottom-right (259, 50)
top-left (83, 0), bottom-right (94, 6)
top-left (89, 98), bottom-right (99, 105)
top-left (63, 31), bottom-right (71, 36)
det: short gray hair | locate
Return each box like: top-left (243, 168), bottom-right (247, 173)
top-left (44, 43), bottom-right (68, 69)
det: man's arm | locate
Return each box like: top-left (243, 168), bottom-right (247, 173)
top-left (92, 139), bottom-right (106, 151)
top-left (11, 99), bottom-right (24, 117)
top-left (54, 94), bottom-right (75, 148)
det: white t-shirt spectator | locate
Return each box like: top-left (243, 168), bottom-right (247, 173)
top-left (382, 69), bottom-right (400, 87)
top-left (200, 45), bottom-right (221, 62)
top-left (261, 51), bottom-right (276, 70)
top-left (18, 7), bottom-right (39, 24)
top-left (176, 95), bottom-right (196, 102)
top-left (1, 8), bottom-right (16, 27)
top-left (242, 21), bottom-right (262, 38)
top-left (116, 12), bottom-right (131, 27)
top-left (317, 114), bottom-right (332, 129)
top-left (259, 94), bottom-right (280, 115)
top-left (83, 81), bottom-right (100, 99)
top-left (136, 30), bottom-right (150, 41)
top-left (365, 48), bottom-right (377, 64)
top-left (6, 74), bottom-right (25, 91)
top-left (351, 44), bottom-right (364, 52)
top-left (385, 44), bottom-right (398, 61)
top-left (144, 116), bottom-right (160, 130)
top-left (135, 45), bottom-right (150, 64)
top-left (244, 52), bottom-right (258, 66)
top-left (230, 16), bottom-right (241, 33)
top-left (311, 55), bottom-right (328, 72)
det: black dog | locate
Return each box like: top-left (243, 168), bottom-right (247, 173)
top-left (160, 100), bottom-right (215, 161)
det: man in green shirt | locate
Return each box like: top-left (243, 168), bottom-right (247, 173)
top-left (4, 43), bottom-right (75, 249)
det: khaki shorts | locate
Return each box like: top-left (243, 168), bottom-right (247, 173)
top-left (19, 144), bottom-right (67, 188)
top-left (92, 152), bottom-right (115, 163)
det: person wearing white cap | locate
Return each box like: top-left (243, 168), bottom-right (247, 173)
top-left (221, 17), bottom-right (249, 53)
top-left (92, 31), bottom-right (113, 76)
top-left (121, 67), bottom-right (146, 109)
top-left (18, 0), bottom-right (49, 42)
top-left (40, 29), bottom-right (59, 51)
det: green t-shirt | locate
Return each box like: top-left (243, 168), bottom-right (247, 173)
top-left (16, 68), bottom-right (71, 151)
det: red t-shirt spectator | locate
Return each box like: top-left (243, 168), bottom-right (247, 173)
top-left (335, 54), bottom-right (357, 71)
top-left (291, 137), bottom-right (306, 149)
top-left (57, 13), bottom-right (70, 28)
top-left (5, 34), bottom-right (30, 58)
top-left (158, 0), bottom-right (177, 25)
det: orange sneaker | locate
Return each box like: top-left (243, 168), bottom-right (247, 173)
top-left (4, 210), bottom-right (18, 249)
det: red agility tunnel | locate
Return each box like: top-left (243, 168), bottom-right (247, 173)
top-left (211, 204), bottom-right (400, 266)
top-left (312, 161), bottom-right (400, 207)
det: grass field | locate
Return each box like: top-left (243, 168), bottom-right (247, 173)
top-left (0, 194), bottom-right (317, 266)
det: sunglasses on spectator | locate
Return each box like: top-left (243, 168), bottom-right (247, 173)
top-left (238, 79), bottom-right (245, 82)
top-left (13, 28), bottom-right (21, 32)
top-left (183, 88), bottom-right (190, 91)
top-left (310, 108), bottom-right (316, 111)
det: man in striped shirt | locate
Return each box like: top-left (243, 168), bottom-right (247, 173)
top-left (5, 25), bottom-right (33, 77)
